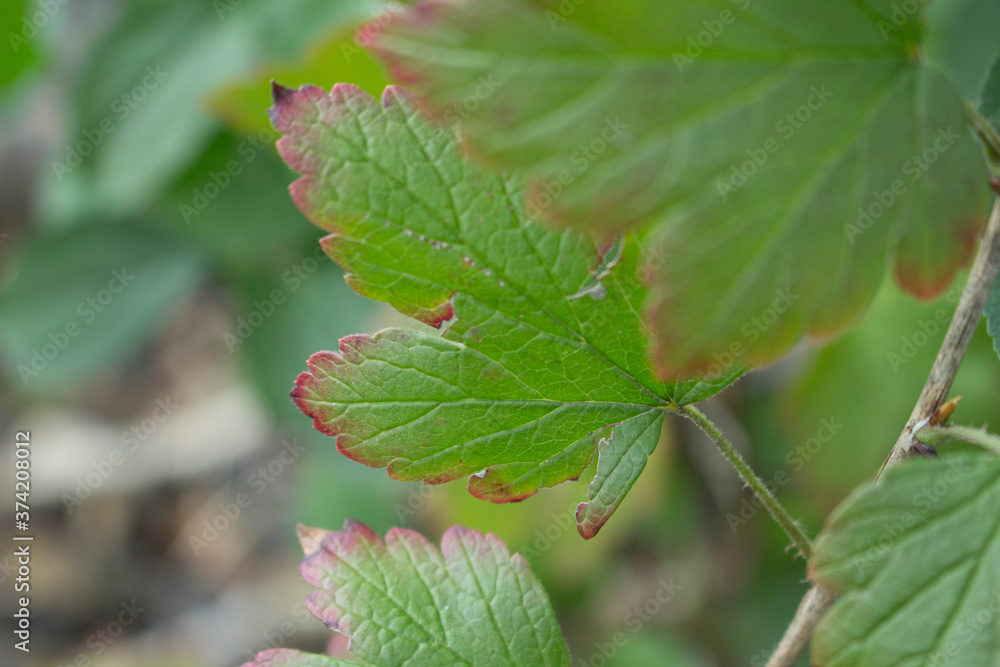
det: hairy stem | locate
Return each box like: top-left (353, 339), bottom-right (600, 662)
top-left (767, 195), bottom-right (1000, 667)
top-left (917, 424), bottom-right (1000, 455)
top-left (967, 102), bottom-right (1000, 161)
top-left (680, 404), bottom-right (813, 561)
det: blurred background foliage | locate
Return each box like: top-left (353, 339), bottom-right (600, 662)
top-left (0, 0), bottom-right (997, 666)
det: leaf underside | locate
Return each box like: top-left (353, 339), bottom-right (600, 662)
top-left (810, 454), bottom-right (1000, 666)
top-left (369, 0), bottom-right (992, 378)
top-left (271, 82), bottom-right (739, 537)
top-left (293, 522), bottom-right (570, 667)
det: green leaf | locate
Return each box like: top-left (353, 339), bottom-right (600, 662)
top-left (923, 0), bottom-right (1000, 103)
top-left (976, 56), bottom-right (1000, 359)
top-left (159, 131), bottom-right (319, 275)
top-left (272, 83), bottom-right (739, 537)
top-left (368, 0), bottom-right (992, 377)
top-left (0, 0), bottom-right (37, 89)
top-left (0, 224), bottom-right (204, 390)
top-left (42, 0), bottom-right (378, 223)
top-left (576, 410), bottom-right (662, 540)
top-left (242, 649), bottom-right (360, 667)
top-left (982, 55), bottom-right (1000, 136)
top-left (810, 453), bottom-right (1000, 666)
top-left (48, 0), bottom-right (258, 219)
top-left (986, 269), bottom-right (1000, 359)
top-left (296, 521), bottom-right (570, 666)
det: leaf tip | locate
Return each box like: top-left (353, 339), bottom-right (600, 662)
top-left (270, 79), bottom-right (296, 106)
top-left (894, 216), bottom-right (983, 301)
top-left (575, 502), bottom-right (603, 540)
top-left (297, 524), bottom-right (330, 557)
top-left (268, 82), bottom-right (328, 133)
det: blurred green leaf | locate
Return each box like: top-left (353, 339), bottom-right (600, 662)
top-left (370, 0), bottom-right (991, 378)
top-left (159, 131), bottom-right (318, 275)
top-left (811, 453), bottom-right (1000, 666)
top-left (39, 0), bottom-right (384, 223)
top-left (239, 0), bottom-right (386, 62)
top-left (0, 0), bottom-right (37, 88)
top-left (605, 634), bottom-right (711, 667)
top-left (53, 0), bottom-right (257, 219)
top-left (924, 0), bottom-right (1000, 103)
top-left (0, 223), bottom-right (205, 389)
top-left (981, 55), bottom-right (1000, 134)
top-left (986, 271), bottom-right (1000, 359)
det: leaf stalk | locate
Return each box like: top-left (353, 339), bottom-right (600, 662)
top-left (680, 404), bottom-right (813, 561)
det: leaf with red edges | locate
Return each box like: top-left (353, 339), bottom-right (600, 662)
top-left (272, 82), bottom-right (740, 537)
top-left (241, 649), bottom-right (360, 667)
top-left (368, 0), bottom-right (992, 378)
top-left (576, 410), bottom-right (662, 540)
top-left (296, 521), bottom-right (570, 666)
